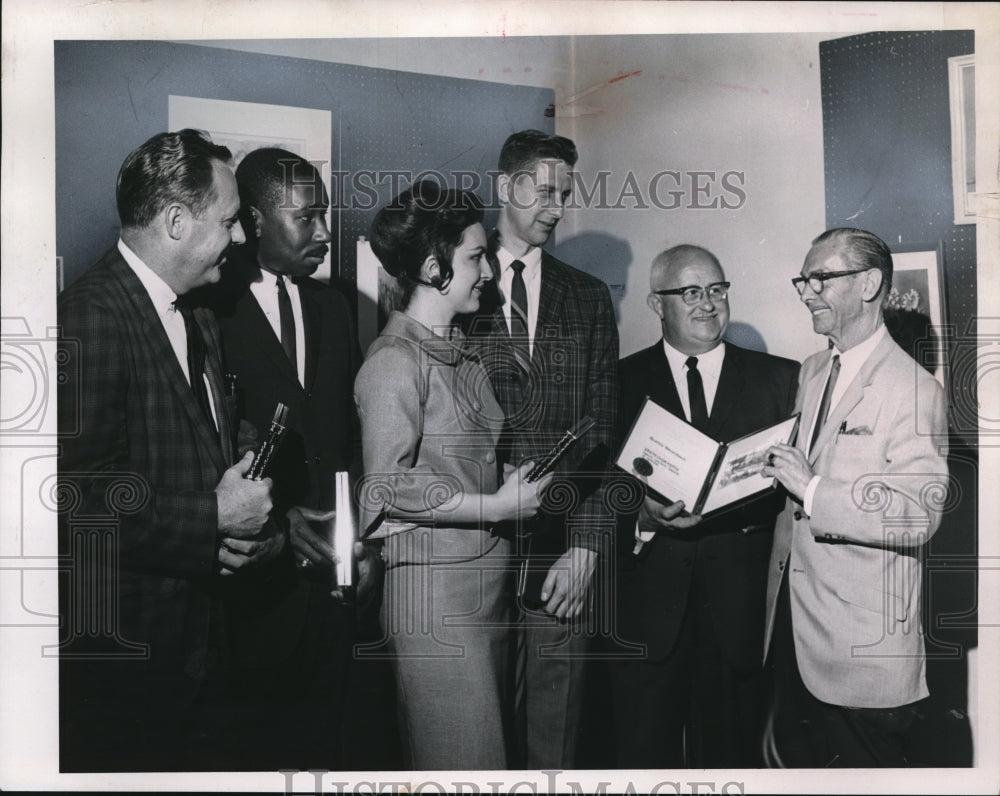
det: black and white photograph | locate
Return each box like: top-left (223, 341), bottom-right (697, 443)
top-left (1, 1), bottom-right (997, 793)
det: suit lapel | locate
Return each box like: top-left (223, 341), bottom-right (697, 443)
top-left (536, 253), bottom-right (567, 360)
top-left (809, 335), bottom-right (895, 463)
top-left (195, 307), bottom-right (234, 465)
top-left (299, 284), bottom-right (321, 391)
top-left (645, 344), bottom-right (685, 418)
top-left (241, 285), bottom-right (302, 387)
top-left (797, 355), bottom-right (829, 455)
top-left (109, 255), bottom-right (228, 471)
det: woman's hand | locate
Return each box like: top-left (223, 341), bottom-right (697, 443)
top-left (487, 461), bottom-right (553, 523)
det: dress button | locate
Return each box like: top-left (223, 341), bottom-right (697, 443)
top-left (793, 510), bottom-right (803, 521)
top-left (485, 451), bottom-right (496, 464)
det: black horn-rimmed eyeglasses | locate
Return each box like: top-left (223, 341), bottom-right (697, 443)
top-left (652, 282), bottom-right (731, 305)
top-left (792, 268), bottom-right (871, 294)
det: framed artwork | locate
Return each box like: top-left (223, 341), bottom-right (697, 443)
top-left (948, 54), bottom-right (976, 225)
top-left (167, 95), bottom-right (335, 280)
top-left (356, 238), bottom-right (407, 355)
top-left (888, 242), bottom-right (948, 385)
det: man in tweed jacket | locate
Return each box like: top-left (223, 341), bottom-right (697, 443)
top-left (465, 130), bottom-right (619, 768)
top-left (57, 130), bottom-right (276, 770)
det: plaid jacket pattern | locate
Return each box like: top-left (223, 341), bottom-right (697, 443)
top-left (465, 249), bottom-right (620, 551)
top-left (58, 247), bottom-right (234, 688)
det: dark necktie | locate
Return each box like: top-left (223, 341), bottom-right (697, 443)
top-left (809, 353), bottom-right (841, 453)
top-left (686, 356), bottom-right (709, 432)
top-left (276, 275), bottom-right (297, 372)
top-left (509, 259), bottom-right (531, 370)
top-left (177, 304), bottom-right (214, 427)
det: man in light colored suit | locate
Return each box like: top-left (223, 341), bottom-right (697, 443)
top-left (762, 227), bottom-right (948, 767)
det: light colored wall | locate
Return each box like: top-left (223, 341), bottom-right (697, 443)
top-left (555, 34), bottom-right (828, 362)
top-left (193, 34), bottom-right (829, 362)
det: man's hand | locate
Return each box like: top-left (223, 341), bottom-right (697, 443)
top-left (540, 546), bottom-right (598, 620)
top-left (349, 541), bottom-right (384, 604)
top-left (637, 495), bottom-right (702, 534)
top-left (289, 509), bottom-right (385, 603)
top-left (218, 520), bottom-right (286, 575)
top-left (762, 443), bottom-right (814, 503)
top-left (288, 506), bottom-right (338, 571)
top-left (215, 450), bottom-right (273, 537)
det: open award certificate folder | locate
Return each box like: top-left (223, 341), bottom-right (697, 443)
top-left (615, 398), bottom-right (800, 517)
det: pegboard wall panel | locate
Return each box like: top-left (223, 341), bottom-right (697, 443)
top-left (820, 30), bottom-right (976, 414)
top-left (822, 34), bottom-right (978, 765)
top-left (55, 40), bottom-right (553, 292)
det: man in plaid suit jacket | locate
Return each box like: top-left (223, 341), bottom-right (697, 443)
top-left (465, 130), bottom-right (619, 768)
top-left (57, 130), bottom-right (276, 771)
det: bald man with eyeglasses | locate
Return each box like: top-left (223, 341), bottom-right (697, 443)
top-left (760, 228), bottom-right (948, 767)
top-left (611, 244), bottom-right (798, 768)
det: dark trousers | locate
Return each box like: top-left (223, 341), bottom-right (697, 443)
top-left (60, 658), bottom-right (240, 772)
top-left (514, 607), bottom-right (589, 769)
top-left (218, 577), bottom-right (351, 771)
top-left (611, 561), bottom-right (769, 769)
top-left (769, 571), bottom-right (921, 768)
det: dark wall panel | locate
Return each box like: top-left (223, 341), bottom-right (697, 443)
top-left (820, 30), bottom-right (976, 420)
top-left (55, 41), bottom-right (553, 290)
top-left (821, 30), bottom-right (977, 767)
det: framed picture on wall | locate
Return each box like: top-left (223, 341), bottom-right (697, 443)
top-left (888, 242), bottom-right (948, 385)
top-left (948, 54), bottom-right (976, 225)
top-left (356, 238), bottom-right (409, 355)
top-left (168, 95), bottom-right (335, 281)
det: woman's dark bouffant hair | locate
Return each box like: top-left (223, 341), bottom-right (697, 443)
top-left (370, 181), bottom-right (484, 307)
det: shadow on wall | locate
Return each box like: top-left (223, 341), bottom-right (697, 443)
top-left (724, 321), bottom-right (769, 354)
top-left (550, 232), bottom-right (633, 320)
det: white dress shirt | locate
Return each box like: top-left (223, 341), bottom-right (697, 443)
top-left (802, 324), bottom-right (889, 514)
top-left (636, 339), bottom-right (726, 544)
top-left (495, 243), bottom-right (542, 356)
top-left (118, 239), bottom-right (218, 428)
top-left (249, 269), bottom-right (306, 386)
top-left (661, 338), bottom-right (726, 421)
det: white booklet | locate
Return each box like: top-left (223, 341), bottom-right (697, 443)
top-left (333, 471), bottom-right (356, 588)
top-left (615, 398), bottom-right (800, 517)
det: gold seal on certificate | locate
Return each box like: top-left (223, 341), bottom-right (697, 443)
top-left (615, 397), bottom-right (799, 517)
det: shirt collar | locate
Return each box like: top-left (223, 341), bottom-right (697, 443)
top-left (661, 338), bottom-right (726, 375)
top-left (495, 240), bottom-right (542, 278)
top-left (256, 268), bottom-right (298, 290)
top-left (833, 323), bottom-right (887, 368)
top-left (118, 238), bottom-right (179, 311)
top-left (381, 311), bottom-right (468, 366)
